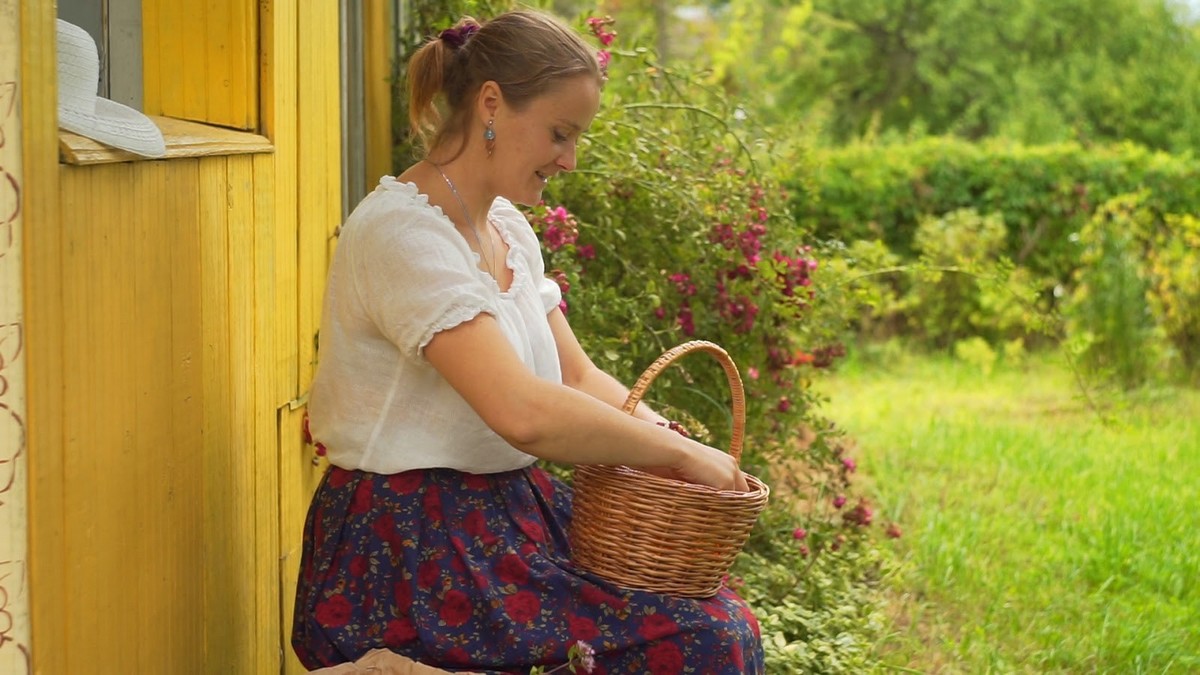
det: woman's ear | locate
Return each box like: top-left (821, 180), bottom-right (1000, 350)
top-left (477, 80), bottom-right (502, 120)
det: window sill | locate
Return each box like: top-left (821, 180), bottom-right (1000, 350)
top-left (59, 116), bottom-right (273, 165)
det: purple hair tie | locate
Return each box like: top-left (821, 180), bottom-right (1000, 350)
top-left (439, 24), bottom-right (479, 49)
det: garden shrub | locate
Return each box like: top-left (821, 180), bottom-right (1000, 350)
top-left (526, 15), bottom-right (892, 670)
top-left (1063, 193), bottom-right (1158, 388)
top-left (905, 208), bottom-right (1010, 347)
top-left (790, 137), bottom-right (1200, 294)
top-left (1143, 213), bottom-right (1200, 381)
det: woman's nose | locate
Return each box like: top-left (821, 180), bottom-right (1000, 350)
top-left (556, 143), bottom-right (578, 172)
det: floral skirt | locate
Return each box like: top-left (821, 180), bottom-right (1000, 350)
top-left (291, 465), bottom-right (764, 674)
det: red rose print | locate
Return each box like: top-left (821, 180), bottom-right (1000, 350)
top-left (646, 641), bottom-right (684, 674)
top-left (417, 560), bottom-right (441, 589)
top-left (731, 640), bottom-right (744, 670)
top-left (387, 471), bottom-right (424, 494)
top-left (581, 584), bottom-right (627, 610)
top-left (348, 555), bottom-right (368, 577)
top-left (423, 485), bottom-right (443, 519)
top-left (503, 591), bottom-right (541, 623)
top-left (314, 593), bottom-right (353, 628)
top-left (328, 467), bottom-right (353, 488)
top-left (371, 513), bottom-right (396, 540)
top-left (383, 618), bottom-right (418, 646)
top-left (439, 589), bottom-right (473, 627)
top-left (568, 614), bottom-right (600, 641)
top-left (517, 518), bottom-right (545, 543)
top-left (463, 510), bottom-right (487, 537)
top-left (741, 603), bottom-right (761, 638)
top-left (495, 554), bottom-right (530, 585)
top-left (463, 472), bottom-right (490, 490)
top-left (638, 613), bottom-right (678, 641)
top-left (444, 647), bottom-right (471, 665)
top-left (531, 469), bottom-right (554, 497)
top-left (449, 555), bottom-right (466, 574)
top-left (703, 603), bottom-right (730, 622)
top-left (393, 581), bottom-right (412, 609)
top-left (349, 480), bottom-right (373, 514)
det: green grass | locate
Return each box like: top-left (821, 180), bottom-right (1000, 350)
top-left (819, 346), bottom-right (1200, 674)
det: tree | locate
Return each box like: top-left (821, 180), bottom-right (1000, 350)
top-left (704, 0), bottom-right (1200, 152)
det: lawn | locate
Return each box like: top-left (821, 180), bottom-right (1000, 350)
top-left (820, 346), bottom-right (1200, 674)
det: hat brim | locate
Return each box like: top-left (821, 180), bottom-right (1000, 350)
top-left (59, 97), bottom-right (167, 158)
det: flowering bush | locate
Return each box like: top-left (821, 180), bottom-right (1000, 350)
top-left (522, 14), bottom-right (894, 671)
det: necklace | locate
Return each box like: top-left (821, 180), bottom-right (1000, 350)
top-left (432, 162), bottom-right (496, 277)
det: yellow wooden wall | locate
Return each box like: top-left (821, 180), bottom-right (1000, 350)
top-left (24, 0), bottom-right (341, 672)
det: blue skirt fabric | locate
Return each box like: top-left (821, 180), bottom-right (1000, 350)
top-left (291, 465), bottom-right (765, 674)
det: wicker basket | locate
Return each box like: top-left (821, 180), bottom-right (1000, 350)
top-left (569, 340), bottom-right (770, 598)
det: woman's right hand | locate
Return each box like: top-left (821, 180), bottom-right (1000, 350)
top-left (666, 440), bottom-right (750, 492)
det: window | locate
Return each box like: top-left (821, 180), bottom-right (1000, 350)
top-left (57, 0), bottom-right (144, 111)
top-left (56, 0), bottom-right (270, 164)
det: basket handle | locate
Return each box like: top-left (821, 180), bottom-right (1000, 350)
top-left (621, 340), bottom-right (746, 464)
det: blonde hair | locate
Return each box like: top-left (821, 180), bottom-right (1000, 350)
top-left (406, 10), bottom-right (602, 156)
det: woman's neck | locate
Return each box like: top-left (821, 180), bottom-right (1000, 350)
top-left (422, 157), bottom-right (495, 233)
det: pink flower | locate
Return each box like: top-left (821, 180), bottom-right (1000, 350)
top-left (832, 494), bottom-right (846, 509)
top-left (886, 522), bottom-right (903, 539)
top-left (792, 527), bottom-right (807, 540)
top-left (845, 499), bottom-right (874, 527)
top-left (573, 640), bottom-right (596, 672)
top-left (776, 397), bottom-right (791, 413)
top-left (596, 49), bottom-right (611, 70)
top-left (547, 205), bottom-right (570, 223)
top-left (747, 367), bottom-right (759, 380)
top-left (677, 305), bottom-right (694, 336)
top-left (842, 457), bottom-right (857, 473)
top-left (577, 244), bottom-right (596, 260)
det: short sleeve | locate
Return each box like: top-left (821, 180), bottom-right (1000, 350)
top-left (347, 201), bottom-right (498, 356)
top-left (538, 276), bottom-right (563, 314)
top-left (488, 197), bottom-right (563, 315)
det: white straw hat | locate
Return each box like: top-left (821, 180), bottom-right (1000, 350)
top-left (56, 19), bottom-right (166, 158)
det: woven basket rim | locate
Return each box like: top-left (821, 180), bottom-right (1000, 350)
top-left (576, 464), bottom-right (770, 499)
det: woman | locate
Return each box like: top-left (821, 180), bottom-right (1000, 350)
top-left (292, 9), bottom-right (764, 674)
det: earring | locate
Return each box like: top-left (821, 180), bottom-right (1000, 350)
top-left (484, 119), bottom-right (496, 157)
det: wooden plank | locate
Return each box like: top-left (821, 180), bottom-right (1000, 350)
top-left (199, 156), bottom-right (238, 674)
top-left (58, 116), bottom-right (273, 165)
top-left (229, 0), bottom-right (259, 129)
top-left (24, 2), bottom-right (67, 672)
top-left (297, 0), bottom-right (343, 395)
top-left (164, 160), bottom-right (206, 671)
top-left (182, 1), bottom-right (208, 121)
top-left (226, 154), bottom-right (259, 670)
top-left (141, 0), bottom-right (163, 116)
top-left (131, 160), bottom-right (174, 672)
top-left (364, 0), bottom-right (394, 183)
top-left (251, 154), bottom-right (282, 674)
top-left (205, 0), bottom-right (230, 124)
top-left (261, 0), bottom-right (300, 403)
top-left (59, 163), bottom-right (136, 669)
top-left (278, 404), bottom-right (324, 675)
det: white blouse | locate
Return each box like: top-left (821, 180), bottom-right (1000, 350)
top-left (307, 177), bottom-right (564, 474)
